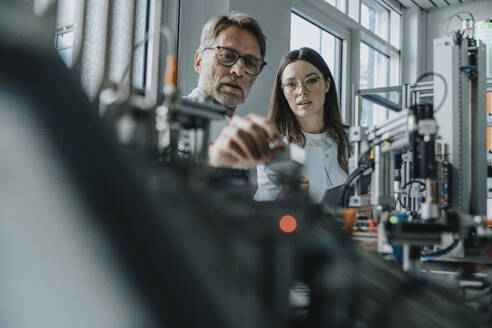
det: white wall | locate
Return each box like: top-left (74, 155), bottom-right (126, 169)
top-left (401, 6), bottom-right (425, 84)
top-left (177, 0), bottom-right (292, 117)
top-left (229, 0), bottom-right (292, 117)
top-left (177, 0), bottom-right (230, 98)
top-left (424, 0), bottom-right (492, 74)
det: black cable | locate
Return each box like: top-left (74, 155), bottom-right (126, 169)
top-left (341, 163), bottom-right (373, 208)
top-left (340, 146), bottom-right (380, 208)
top-left (402, 179), bottom-right (426, 189)
top-left (341, 149), bottom-right (373, 206)
top-left (421, 238), bottom-right (460, 259)
top-left (356, 148), bottom-right (372, 165)
top-left (445, 11), bottom-right (475, 36)
top-left (413, 72), bottom-right (448, 113)
top-left (340, 167), bottom-right (363, 208)
top-left (396, 180), bottom-right (425, 211)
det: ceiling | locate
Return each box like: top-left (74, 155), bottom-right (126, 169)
top-left (395, 0), bottom-right (481, 10)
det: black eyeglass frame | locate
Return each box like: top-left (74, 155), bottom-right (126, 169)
top-left (202, 46), bottom-right (267, 76)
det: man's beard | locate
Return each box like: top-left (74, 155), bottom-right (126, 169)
top-left (199, 69), bottom-right (252, 107)
top-left (212, 81), bottom-right (247, 107)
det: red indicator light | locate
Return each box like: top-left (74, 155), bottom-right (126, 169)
top-left (279, 215), bottom-right (297, 234)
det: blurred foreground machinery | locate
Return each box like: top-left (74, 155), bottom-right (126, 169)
top-left (0, 3), bottom-right (490, 328)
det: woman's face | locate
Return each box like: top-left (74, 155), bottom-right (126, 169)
top-left (280, 60), bottom-right (330, 123)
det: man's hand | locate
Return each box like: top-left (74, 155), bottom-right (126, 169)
top-left (208, 113), bottom-right (282, 168)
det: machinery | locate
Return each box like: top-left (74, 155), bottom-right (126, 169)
top-left (1, 2), bottom-right (491, 327)
top-left (344, 16), bottom-right (492, 317)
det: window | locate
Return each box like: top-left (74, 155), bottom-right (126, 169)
top-left (390, 9), bottom-right (400, 49)
top-left (361, 0), bottom-right (389, 42)
top-left (348, 0), bottom-right (360, 21)
top-left (324, 0), bottom-right (346, 13)
top-left (359, 42), bottom-right (388, 89)
top-left (357, 0), bottom-right (401, 127)
top-left (290, 12), bottom-right (343, 99)
top-left (55, 0), bottom-right (151, 96)
top-left (359, 42), bottom-right (393, 127)
top-left (291, 0), bottom-right (401, 126)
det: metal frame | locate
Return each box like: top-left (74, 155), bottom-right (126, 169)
top-left (434, 36), bottom-right (487, 215)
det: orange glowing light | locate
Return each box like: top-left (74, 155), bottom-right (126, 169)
top-left (343, 208), bottom-right (357, 235)
top-left (279, 215), bottom-right (297, 233)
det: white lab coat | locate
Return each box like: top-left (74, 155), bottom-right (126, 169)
top-left (255, 132), bottom-right (348, 203)
top-left (183, 88), bottom-right (228, 142)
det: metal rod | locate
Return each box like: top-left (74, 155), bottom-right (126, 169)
top-left (354, 87), bottom-right (361, 196)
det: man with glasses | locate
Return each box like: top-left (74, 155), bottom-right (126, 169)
top-left (186, 12), bottom-right (282, 168)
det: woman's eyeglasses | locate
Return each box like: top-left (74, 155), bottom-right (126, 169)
top-left (281, 75), bottom-right (322, 95)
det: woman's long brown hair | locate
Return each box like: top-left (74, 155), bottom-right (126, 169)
top-left (269, 47), bottom-right (350, 172)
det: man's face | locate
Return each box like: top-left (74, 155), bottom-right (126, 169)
top-left (195, 26), bottom-right (262, 108)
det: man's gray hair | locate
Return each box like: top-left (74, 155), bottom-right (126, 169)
top-left (198, 12), bottom-right (266, 58)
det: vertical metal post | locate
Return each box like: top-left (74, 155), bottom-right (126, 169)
top-left (372, 144), bottom-right (382, 205)
top-left (71, 0), bottom-right (86, 72)
top-left (143, 0), bottom-right (163, 109)
top-left (128, 0), bottom-right (139, 98)
top-left (470, 42), bottom-right (487, 215)
top-left (99, 0), bottom-right (115, 92)
top-left (353, 86), bottom-right (361, 197)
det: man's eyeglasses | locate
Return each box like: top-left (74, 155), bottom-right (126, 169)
top-left (281, 75), bottom-right (323, 95)
top-left (202, 46), bottom-right (266, 76)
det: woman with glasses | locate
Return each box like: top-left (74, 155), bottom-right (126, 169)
top-left (255, 47), bottom-right (349, 203)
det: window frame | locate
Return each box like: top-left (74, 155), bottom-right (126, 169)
top-left (359, 41), bottom-right (392, 127)
top-left (292, 0), bottom-right (401, 125)
top-left (290, 11), bottom-right (344, 100)
top-left (324, 0), bottom-right (347, 14)
top-left (291, 0), bottom-right (352, 123)
top-left (359, 40), bottom-right (390, 89)
top-left (360, 0), bottom-right (390, 42)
